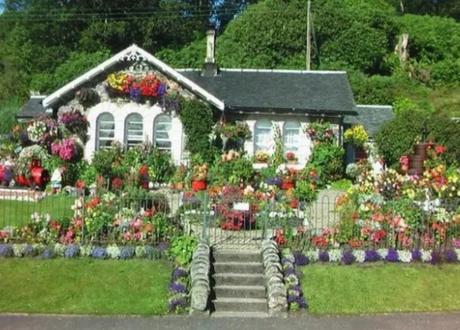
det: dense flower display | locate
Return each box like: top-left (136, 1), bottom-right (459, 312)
top-left (106, 71), bottom-right (167, 101)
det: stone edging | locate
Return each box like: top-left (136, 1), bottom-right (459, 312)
top-left (189, 240), bottom-right (211, 316)
top-left (261, 239), bottom-right (288, 317)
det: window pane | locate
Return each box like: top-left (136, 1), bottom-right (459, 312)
top-left (125, 113), bottom-right (143, 148)
top-left (254, 120), bottom-right (272, 152)
top-left (154, 115), bottom-right (172, 150)
top-left (97, 113), bottom-right (115, 150)
top-left (283, 121), bottom-right (300, 152)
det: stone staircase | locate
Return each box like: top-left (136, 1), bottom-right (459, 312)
top-left (211, 249), bottom-right (268, 318)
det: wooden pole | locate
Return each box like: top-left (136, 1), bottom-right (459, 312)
top-left (306, 0), bottom-right (311, 70)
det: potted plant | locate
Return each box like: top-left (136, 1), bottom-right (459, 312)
top-left (191, 163), bottom-right (208, 191)
top-left (285, 151), bottom-right (297, 164)
top-left (172, 164), bottom-right (187, 190)
top-left (255, 151), bottom-right (269, 163)
top-left (279, 167), bottom-right (298, 190)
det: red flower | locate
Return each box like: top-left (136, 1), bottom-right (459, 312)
top-left (75, 179), bottom-right (86, 189)
top-left (435, 145), bottom-right (446, 155)
top-left (274, 229), bottom-right (287, 246)
top-left (312, 235), bottom-right (328, 248)
top-left (86, 197), bottom-right (100, 209)
top-left (111, 177), bottom-right (123, 190)
top-left (371, 229), bottom-right (386, 243)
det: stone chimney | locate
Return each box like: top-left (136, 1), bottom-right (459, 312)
top-left (202, 29), bottom-right (219, 77)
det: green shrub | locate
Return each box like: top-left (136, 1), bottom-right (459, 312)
top-left (293, 180), bottom-right (318, 203)
top-left (92, 146), bottom-right (123, 180)
top-left (208, 156), bottom-right (254, 186)
top-left (309, 143), bottom-right (345, 184)
top-left (374, 110), bottom-right (427, 167)
top-left (145, 149), bottom-right (175, 183)
top-left (169, 235), bottom-right (197, 266)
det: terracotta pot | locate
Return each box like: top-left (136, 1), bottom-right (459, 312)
top-left (290, 199), bottom-right (299, 209)
top-left (281, 180), bottom-right (295, 190)
top-left (192, 180), bottom-right (207, 192)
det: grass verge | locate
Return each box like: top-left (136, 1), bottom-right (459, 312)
top-left (0, 259), bottom-right (171, 315)
top-left (302, 264), bottom-right (460, 315)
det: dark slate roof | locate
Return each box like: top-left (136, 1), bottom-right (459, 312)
top-left (179, 69), bottom-right (357, 115)
top-left (344, 105), bottom-right (394, 137)
top-left (16, 96), bottom-right (47, 119)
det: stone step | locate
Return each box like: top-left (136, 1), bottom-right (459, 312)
top-left (211, 311), bottom-right (269, 318)
top-left (213, 273), bottom-right (265, 286)
top-left (214, 261), bottom-right (264, 274)
top-left (213, 250), bottom-right (261, 263)
top-left (212, 297), bottom-right (267, 313)
top-left (214, 285), bottom-right (266, 299)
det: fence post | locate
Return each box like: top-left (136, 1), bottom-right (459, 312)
top-left (202, 193), bottom-right (209, 244)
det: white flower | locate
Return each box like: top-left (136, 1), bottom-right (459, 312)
top-left (328, 249), bottom-right (342, 262)
top-left (306, 249), bottom-right (319, 262)
top-left (420, 249), bottom-right (432, 263)
top-left (54, 243), bottom-right (66, 257)
top-left (455, 249), bottom-right (460, 261)
top-left (353, 250), bottom-right (366, 263)
top-left (106, 244), bottom-right (120, 259)
top-left (80, 245), bottom-right (93, 257)
top-left (13, 244), bottom-right (26, 257)
top-left (398, 250), bottom-right (412, 263)
top-left (377, 248), bottom-right (388, 259)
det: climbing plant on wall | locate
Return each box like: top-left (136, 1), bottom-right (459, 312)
top-left (179, 98), bottom-right (217, 162)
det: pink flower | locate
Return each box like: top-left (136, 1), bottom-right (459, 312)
top-left (123, 232), bottom-right (132, 241)
top-left (134, 232), bottom-right (142, 241)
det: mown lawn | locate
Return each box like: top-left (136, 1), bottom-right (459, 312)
top-left (0, 194), bottom-right (75, 228)
top-left (0, 259), bottom-right (171, 315)
top-left (302, 264), bottom-right (460, 315)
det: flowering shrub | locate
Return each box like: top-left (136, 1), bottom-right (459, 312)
top-left (344, 125), bottom-right (368, 147)
top-left (51, 137), bottom-right (82, 161)
top-left (305, 121), bottom-right (335, 143)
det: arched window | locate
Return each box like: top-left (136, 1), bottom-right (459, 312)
top-left (283, 120), bottom-right (301, 152)
top-left (96, 113), bottom-right (115, 150)
top-left (154, 114), bottom-right (172, 150)
top-left (254, 119), bottom-right (272, 153)
top-left (124, 113), bottom-right (143, 148)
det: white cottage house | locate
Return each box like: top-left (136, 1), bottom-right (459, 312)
top-left (17, 31), bottom-right (394, 166)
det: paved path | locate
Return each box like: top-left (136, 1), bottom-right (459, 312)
top-left (1, 312), bottom-right (460, 330)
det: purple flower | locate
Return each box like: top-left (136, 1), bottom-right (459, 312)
top-left (444, 250), bottom-right (457, 263)
top-left (23, 244), bottom-right (36, 257)
top-left (129, 86), bottom-right (141, 102)
top-left (91, 246), bottom-right (107, 259)
top-left (157, 242), bottom-right (169, 253)
top-left (169, 282), bottom-right (187, 294)
top-left (341, 250), bottom-right (355, 265)
top-left (296, 295), bottom-right (308, 309)
top-left (168, 297), bottom-right (187, 312)
top-left (0, 244), bottom-right (13, 257)
top-left (319, 251), bottom-right (329, 262)
top-left (172, 267), bottom-right (188, 280)
top-left (364, 249), bottom-right (380, 262)
top-left (430, 251), bottom-right (442, 265)
top-left (265, 177), bottom-right (282, 187)
top-left (385, 249), bottom-right (399, 262)
top-left (284, 267), bottom-right (297, 277)
top-left (120, 246), bottom-right (135, 259)
top-left (157, 83), bottom-right (167, 97)
top-left (411, 249), bottom-right (422, 261)
top-left (64, 244), bottom-right (80, 258)
top-left (293, 251), bottom-right (309, 266)
top-left (41, 248), bottom-right (55, 259)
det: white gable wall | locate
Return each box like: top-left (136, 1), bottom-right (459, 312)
top-left (85, 101), bottom-right (183, 164)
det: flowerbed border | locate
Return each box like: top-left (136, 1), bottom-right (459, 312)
top-left (0, 243), bottom-right (169, 260)
top-left (295, 248), bottom-right (460, 265)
